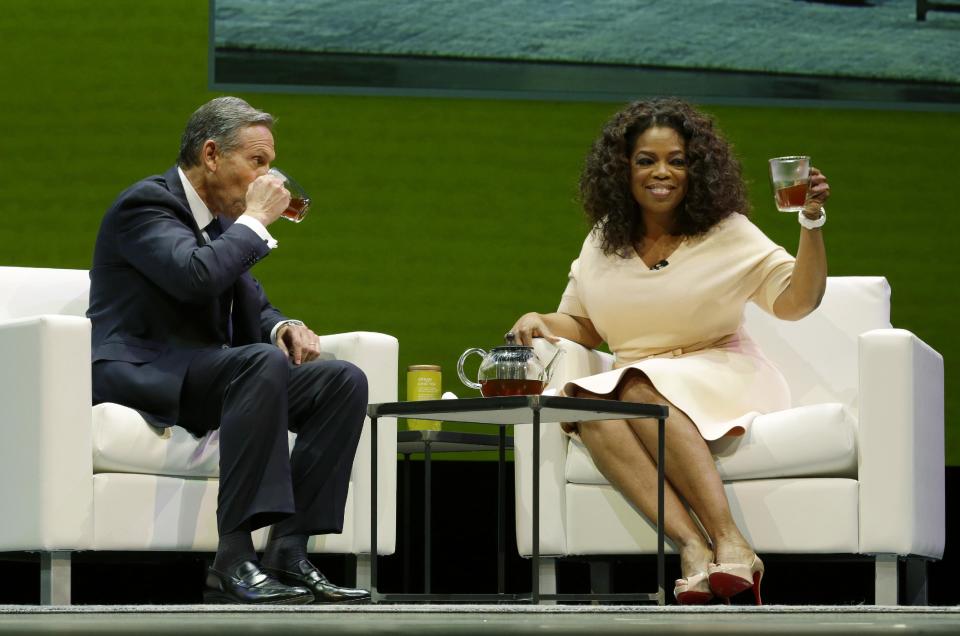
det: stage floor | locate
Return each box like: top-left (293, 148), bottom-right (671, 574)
top-left (2, 605), bottom-right (960, 635)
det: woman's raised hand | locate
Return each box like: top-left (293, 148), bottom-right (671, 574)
top-left (510, 312), bottom-right (561, 347)
top-left (805, 167), bottom-right (830, 217)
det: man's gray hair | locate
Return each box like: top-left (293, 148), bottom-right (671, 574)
top-left (177, 96), bottom-right (274, 168)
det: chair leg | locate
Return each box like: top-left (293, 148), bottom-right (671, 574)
top-left (355, 553), bottom-right (372, 590)
top-left (40, 551), bottom-right (71, 605)
top-left (904, 557), bottom-right (929, 606)
top-left (875, 554), bottom-right (898, 605)
top-left (539, 557), bottom-right (557, 604)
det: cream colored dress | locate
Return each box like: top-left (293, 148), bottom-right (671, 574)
top-left (558, 213), bottom-right (795, 441)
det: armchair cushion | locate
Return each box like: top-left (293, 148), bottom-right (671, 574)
top-left (92, 404), bottom-right (337, 481)
top-left (92, 402), bottom-right (222, 478)
top-left (566, 402), bottom-right (856, 484)
top-left (708, 402), bottom-right (857, 480)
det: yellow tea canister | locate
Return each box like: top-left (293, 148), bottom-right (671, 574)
top-left (406, 365), bottom-right (442, 431)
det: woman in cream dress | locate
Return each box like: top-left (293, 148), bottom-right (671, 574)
top-left (510, 99), bottom-right (830, 604)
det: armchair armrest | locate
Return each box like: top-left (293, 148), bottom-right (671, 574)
top-left (317, 331), bottom-right (398, 555)
top-left (858, 328), bottom-right (945, 558)
top-left (0, 315), bottom-right (94, 551)
top-left (514, 337), bottom-right (614, 556)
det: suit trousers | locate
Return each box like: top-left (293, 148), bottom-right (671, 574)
top-left (177, 343), bottom-right (368, 537)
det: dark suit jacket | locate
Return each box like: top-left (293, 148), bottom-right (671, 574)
top-left (87, 166), bottom-right (286, 427)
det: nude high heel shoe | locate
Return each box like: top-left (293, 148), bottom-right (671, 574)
top-left (708, 556), bottom-right (764, 605)
top-left (673, 570), bottom-right (713, 605)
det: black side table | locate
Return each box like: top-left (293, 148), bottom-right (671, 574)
top-left (368, 395), bottom-right (668, 604)
top-left (397, 429), bottom-right (514, 595)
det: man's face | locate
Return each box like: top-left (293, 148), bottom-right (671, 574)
top-left (206, 124), bottom-right (276, 219)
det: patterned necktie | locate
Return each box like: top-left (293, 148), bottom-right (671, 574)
top-left (204, 218), bottom-right (222, 243)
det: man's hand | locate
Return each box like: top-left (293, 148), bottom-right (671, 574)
top-left (276, 322), bottom-right (321, 365)
top-left (242, 173), bottom-right (290, 227)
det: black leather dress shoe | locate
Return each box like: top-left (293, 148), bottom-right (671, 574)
top-left (263, 559), bottom-right (371, 604)
top-left (204, 560), bottom-right (314, 605)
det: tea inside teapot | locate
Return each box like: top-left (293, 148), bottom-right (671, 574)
top-left (456, 332), bottom-right (564, 397)
top-left (479, 378), bottom-right (546, 397)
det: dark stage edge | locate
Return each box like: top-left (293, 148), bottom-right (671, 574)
top-left (2, 605), bottom-right (960, 635)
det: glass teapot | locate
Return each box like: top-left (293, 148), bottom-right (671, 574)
top-left (456, 332), bottom-right (564, 397)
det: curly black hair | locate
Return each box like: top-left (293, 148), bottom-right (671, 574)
top-left (578, 98), bottom-right (750, 257)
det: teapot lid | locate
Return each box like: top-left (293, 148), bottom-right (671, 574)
top-left (492, 332), bottom-right (531, 351)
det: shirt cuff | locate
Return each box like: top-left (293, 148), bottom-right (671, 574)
top-left (270, 319), bottom-right (304, 345)
top-left (235, 215), bottom-right (278, 249)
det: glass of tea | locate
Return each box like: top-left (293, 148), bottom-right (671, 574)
top-left (768, 156), bottom-right (810, 213)
top-left (268, 167), bottom-right (311, 223)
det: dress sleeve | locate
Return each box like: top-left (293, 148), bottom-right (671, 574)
top-left (749, 244), bottom-right (796, 315)
top-left (557, 257), bottom-right (589, 318)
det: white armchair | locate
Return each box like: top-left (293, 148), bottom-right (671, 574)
top-left (0, 266), bottom-right (398, 604)
top-left (514, 276), bottom-right (944, 604)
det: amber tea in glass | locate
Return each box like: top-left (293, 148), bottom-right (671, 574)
top-left (268, 167), bottom-right (312, 223)
top-left (768, 156), bottom-right (810, 213)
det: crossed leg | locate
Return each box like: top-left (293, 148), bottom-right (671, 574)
top-left (572, 370), bottom-right (755, 578)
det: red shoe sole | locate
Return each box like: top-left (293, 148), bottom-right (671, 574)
top-left (675, 590), bottom-right (714, 605)
top-left (708, 572), bottom-right (753, 599)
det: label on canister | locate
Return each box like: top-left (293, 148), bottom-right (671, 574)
top-left (407, 365), bottom-right (442, 431)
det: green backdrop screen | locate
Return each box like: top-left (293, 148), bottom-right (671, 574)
top-left (1, 1), bottom-right (956, 462)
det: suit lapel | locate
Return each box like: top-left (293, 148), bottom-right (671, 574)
top-left (163, 166), bottom-right (206, 243)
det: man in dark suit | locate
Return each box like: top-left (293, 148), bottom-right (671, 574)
top-left (87, 96), bottom-right (371, 604)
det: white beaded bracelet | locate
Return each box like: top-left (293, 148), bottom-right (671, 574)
top-left (798, 207), bottom-right (826, 230)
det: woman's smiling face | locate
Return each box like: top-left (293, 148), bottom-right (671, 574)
top-left (629, 126), bottom-right (689, 219)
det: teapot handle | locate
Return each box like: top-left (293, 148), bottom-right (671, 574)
top-left (456, 348), bottom-right (486, 390)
